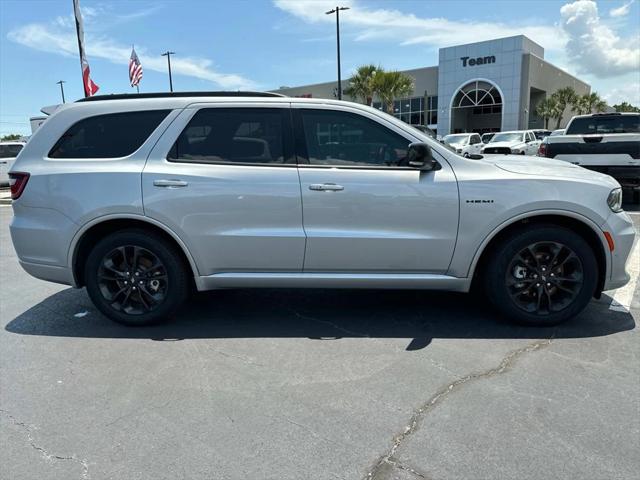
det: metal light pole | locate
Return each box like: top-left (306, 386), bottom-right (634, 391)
top-left (161, 51), bottom-right (175, 92)
top-left (325, 6), bottom-right (349, 100)
top-left (56, 80), bottom-right (66, 103)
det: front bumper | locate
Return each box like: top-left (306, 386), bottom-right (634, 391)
top-left (602, 210), bottom-right (637, 291)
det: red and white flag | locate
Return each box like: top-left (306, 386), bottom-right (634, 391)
top-left (129, 47), bottom-right (143, 87)
top-left (73, 0), bottom-right (99, 97)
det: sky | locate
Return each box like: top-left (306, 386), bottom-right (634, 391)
top-left (1, 0), bottom-right (639, 136)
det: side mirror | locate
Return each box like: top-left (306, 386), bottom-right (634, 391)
top-left (407, 142), bottom-right (436, 170)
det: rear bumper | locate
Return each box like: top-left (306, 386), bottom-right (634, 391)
top-left (602, 211), bottom-right (637, 291)
top-left (10, 204), bottom-right (78, 286)
top-left (18, 260), bottom-right (76, 287)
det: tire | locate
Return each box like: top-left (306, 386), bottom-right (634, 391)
top-left (84, 229), bottom-right (189, 326)
top-left (484, 225), bottom-right (598, 326)
top-left (463, 153), bottom-right (470, 158)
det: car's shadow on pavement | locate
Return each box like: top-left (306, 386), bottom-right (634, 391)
top-left (5, 288), bottom-right (635, 350)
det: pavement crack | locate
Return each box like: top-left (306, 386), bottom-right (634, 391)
top-left (1, 409), bottom-right (90, 479)
top-left (287, 306), bottom-right (371, 338)
top-left (364, 338), bottom-right (553, 480)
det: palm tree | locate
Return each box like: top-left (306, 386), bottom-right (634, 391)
top-left (574, 92), bottom-right (607, 115)
top-left (613, 101), bottom-right (640, 112)
top-left (373, 70), bottom-right (414, 114)
top-left (344, 65), bottom-right (380, 106)
top-left (536, 97), bottom-right (560, 129)
top-left (550, 86), bottom-right (578, 129)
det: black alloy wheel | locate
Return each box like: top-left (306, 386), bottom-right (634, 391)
top-left (484, 225), bottom-right (598, 326)
top-left (85, 229), bottom-right (189, 325)
top-left (506, 242), bottom-right (583, 315)
top-left (98, 245), bottom-right (168, 315)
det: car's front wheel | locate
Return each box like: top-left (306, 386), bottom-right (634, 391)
top-left (484, 226), bottom-right (598, 326)
top-left (84, 229), bottom-right (189, 326)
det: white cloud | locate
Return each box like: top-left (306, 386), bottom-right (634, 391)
top-left (7, 15), bottom-right (256, 90)
top-left (560, 0), bottom-right (640, 78)
top-left (609, 0), bottom-right (635, 17)
top-left (273, 0), bottom-right (567, 51)
top-left (602, 81), bottom-right (640, 105)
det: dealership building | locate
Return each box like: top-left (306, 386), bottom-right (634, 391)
top-left (274, 35), bottom-right (590, 136)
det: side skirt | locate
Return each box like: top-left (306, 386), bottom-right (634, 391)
top-left (195, 272), bottom-right (471, 292)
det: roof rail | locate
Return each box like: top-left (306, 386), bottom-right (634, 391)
top-left (76, 91), bottom-right (287, 102)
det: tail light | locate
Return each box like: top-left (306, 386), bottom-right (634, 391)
top-left (9, 172), bottom-right (30, 200)
top-left (537, 142), bottom-right (548, 157)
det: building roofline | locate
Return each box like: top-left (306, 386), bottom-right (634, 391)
top-left (525, 53), bottom-right (591, 88)
top-left (438, 34), bottom-right (543, 52)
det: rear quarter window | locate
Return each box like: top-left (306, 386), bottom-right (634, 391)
top-left (566, 115), bottom-right (640, 135)
top-left (49, 110), bottom-right (170, 158)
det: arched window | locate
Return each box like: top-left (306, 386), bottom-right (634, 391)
top-left (452, 81), bottom-right (502, 108)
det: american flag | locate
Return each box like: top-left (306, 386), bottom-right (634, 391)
top-left (73, 0), bottom-right (99, 97)
top-left (129, 47), bottom-right (143, 87)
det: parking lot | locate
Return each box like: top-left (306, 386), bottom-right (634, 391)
top-left (0, 204), bottom-right (638, 480)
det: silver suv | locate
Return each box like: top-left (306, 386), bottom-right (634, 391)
top-left (9, 92), bottom-right (636, 326)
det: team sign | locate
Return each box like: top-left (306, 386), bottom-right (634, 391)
top-left (460, 56), bottom-right (496, 67)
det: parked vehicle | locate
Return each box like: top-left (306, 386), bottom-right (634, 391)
top-left (482, 130), bottom-right (541, 155)
top-left (0, 142), bottom-right (25, 186)
top-left (9, 92), bottom-right (636, 327)
top-left (481, 132), bottom-right (495, 144)
top-left (540, 113), bottom-right (639, 203)
top-left (442, 133), bottom-right (483, 157)
top-left (532, 129), bottom-right (552, 140)
top-left (550, 129), bottom-right (565, 136)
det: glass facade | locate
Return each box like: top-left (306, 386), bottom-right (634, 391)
top-left (372, 96), bottom-right (438, 127)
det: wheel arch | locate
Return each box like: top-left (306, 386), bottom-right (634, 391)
top-left (69, 214), bottom-right (199, 287)
top-left (469, 212), bottom-right (609, 297)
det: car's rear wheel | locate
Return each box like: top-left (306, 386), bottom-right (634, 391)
top-left (84, 230), bottom-right (189, 325)
top-left (484, 226), bottom-right (598, 326)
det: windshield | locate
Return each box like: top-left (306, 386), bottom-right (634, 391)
top-left (533, 131), bottom-right (550, 140)
top-left (566, 115), bottom-right (640, 134)
top-left (443, 134), bottom-right (469, 146)
top-left (0, 144), bottom-right (23, 158)
top-left (490, 132), bottom-right (523, 143)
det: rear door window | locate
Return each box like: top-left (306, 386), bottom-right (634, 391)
top-left (168, 108), bottom-right (288, 165)
top-left (49, 110), bottom-right (170, 158)
top-left (566, 115), bottom-right (640, 134)
top-left (0, 144), bottom-right (23, 158)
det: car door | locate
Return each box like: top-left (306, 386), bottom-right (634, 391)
top-left (142, 103), bottom-right (306, 276)
top-left (525, 131), bottom-right (538, 155)
top-left (293, 104), bottom-right (459, 273)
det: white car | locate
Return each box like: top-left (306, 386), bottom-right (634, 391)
top-left (8, 92), bottom-right (636, 327)
top-left (442, 133), bottom-right (483, 157)
top-left (0, 142), bottom-right (25, 186)
top-left (482, 130), bottom-right (540, 156)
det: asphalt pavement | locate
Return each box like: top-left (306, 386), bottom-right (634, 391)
top-left (1, 205), bottom-right (638, 480)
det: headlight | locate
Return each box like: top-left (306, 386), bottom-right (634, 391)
top-left (607, 188), bottom-right (623, 212)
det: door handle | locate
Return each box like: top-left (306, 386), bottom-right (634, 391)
top-left (309, 183), bottom-right (344, 192)
top-left (153, 179), bottom-right (188, 188)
